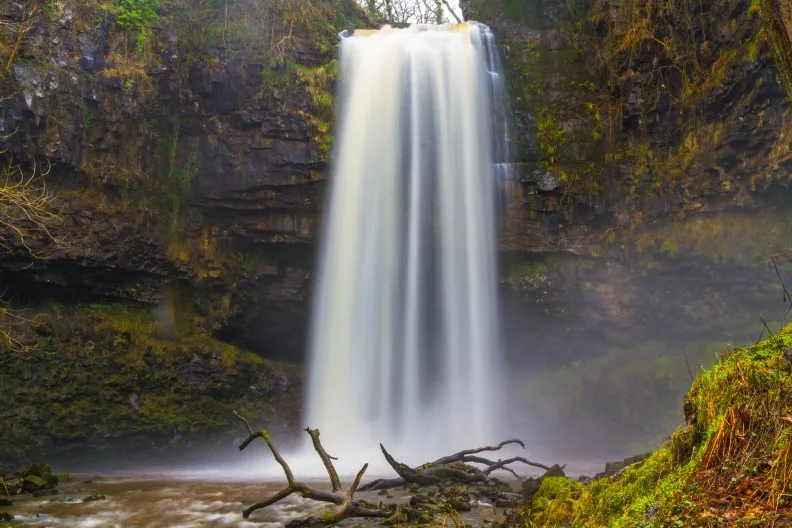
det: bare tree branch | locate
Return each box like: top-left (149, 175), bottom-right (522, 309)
top-left (442, 0), bottom-right (462, 23)
top-left (431, 439), bottom-right (526, 465)
top-left (233, 411), bottom-right (392, 524)
top-left (360, 438), bottom-right (552, 491)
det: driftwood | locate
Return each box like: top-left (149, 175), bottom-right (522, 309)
top-left (233, 411), bottom-right (392, 526)
top-left (359, 439), bottom-right (550, 492)
top-left (234, 411), bottom-right (554, 523)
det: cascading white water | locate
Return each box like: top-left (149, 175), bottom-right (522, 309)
top-left (305, 22), bottom-right (509, 466)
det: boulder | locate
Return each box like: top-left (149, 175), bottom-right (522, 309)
top-left (22, 475), bottom-right (49, 492)
top-left (14, 463), bottom-right (52, 480)
top-left (83, 494), bottom-right (106, 502)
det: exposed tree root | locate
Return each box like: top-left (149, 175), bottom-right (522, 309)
top-left (233, 411), bottom-right (392, 526)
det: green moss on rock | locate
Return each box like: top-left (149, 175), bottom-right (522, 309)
top-left (0, 302), bottom-right (299, 464)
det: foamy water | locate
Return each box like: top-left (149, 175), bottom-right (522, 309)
top-left (8, 477), bottom-right (363, 527)
top-left (6, 475), bottom-right (509, 527)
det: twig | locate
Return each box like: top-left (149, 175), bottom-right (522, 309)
top-left (683, 350), bottom-right (694, 382)
top-left (771, 255), bottom-right (792, 313)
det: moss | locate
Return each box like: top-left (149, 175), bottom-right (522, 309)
top-left (623, 210), bottom-right (792, 266)
top-left (0, 302), bottom-right (298, 463)
top-left (296, 59), bottom-right (340, 158)
top-left (521, 326), bottom-right (792, 527)
top-left (521, 0), bottom-right (774, 204)
top-left (503, 261), bottom-right (550, 291)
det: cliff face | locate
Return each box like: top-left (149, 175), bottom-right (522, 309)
top-left (476, 0), bottom-right (792, 453)
top-left (0, 0), bottom-right (791, 463)
top-left (0, 0), bottom-right (365, 354)
top-left (0, 0), bottom-right (363, 464)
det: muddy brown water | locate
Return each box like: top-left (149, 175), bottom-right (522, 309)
top-left (6, 476), bottom-right (509, 527)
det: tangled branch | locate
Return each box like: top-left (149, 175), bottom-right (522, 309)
top-left (233, 411), bottom-right (391, 525)
top-left (360, 438), bottom-right (550, 491)
top-left (0, 159), bottom-right (64, 256)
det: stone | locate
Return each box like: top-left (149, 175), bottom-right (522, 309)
top-left (83, 494), bottom-right (106, 502)
top-left (15, 463), bottom-right (52, 480)
top-left (22, 475), bottom-right (49, 492)
top-left (538, 172), bottom-right (560, 192)
top-left (0, 513), bottom-right (12, 522)
top-left (32, 488), bottom-right (58, 497)
top-left (409, 493), bottom-right (431, 506)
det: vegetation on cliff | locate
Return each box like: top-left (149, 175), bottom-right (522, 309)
top-left (759, 0), bottom-right (792, 101)
top-left (485, 0), bottom-right (791, 211)
top-left (517, 325), bottom-right (792, 527)
top-left (0, 300), bottom-right (299, 463)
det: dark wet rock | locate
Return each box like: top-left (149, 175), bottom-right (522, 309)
top-left (0, 512), bottom-right (12, 522)
top-left (493, 492), bottom-right (523, 508)
top-left (32, 488), bottom-right (58, 497)
top-left (83, 494), bottom-right (106, 502)
top-left (22, 475), bottom-right (48, 492)
top-left (409, 493), bottom-right (432, 507)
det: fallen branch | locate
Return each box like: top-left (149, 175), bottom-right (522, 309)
top-left (430, 439), bottom-right (526, 465)
top-left (381, 444), bottom-right (441, 486)
top-left (360, 439), bottom-right (550, 491)
top-left (233, 411), bottom-right (392, 526)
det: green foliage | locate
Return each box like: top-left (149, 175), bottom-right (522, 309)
top-left (123, 78), bottom-right (134, 95)
top-left (522, 326), bottom-right (792, 527)
top-left (536, 105), bottom-right (566, 167)
top-left (297, 59), bottom-right (340, 157)
top-left (659, 238), bottom-right (678, 257)
top-left (111, 0), bottom-right (159, 49)
top-left (260, 58), bottom-right (300, 102)
top-left (173, 151), bottom-right (198, 189)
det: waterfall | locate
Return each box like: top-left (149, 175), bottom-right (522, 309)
top-left (305, 22), bottom-right (508, 465)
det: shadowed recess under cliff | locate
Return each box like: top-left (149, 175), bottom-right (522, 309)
top-left (305, 22), bottom-right (511, 463)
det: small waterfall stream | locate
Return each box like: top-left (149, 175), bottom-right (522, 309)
top-left (306, 22), bottom-right (509, 465)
